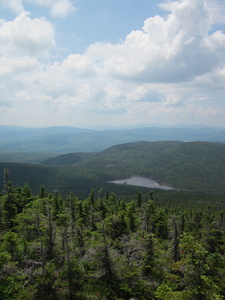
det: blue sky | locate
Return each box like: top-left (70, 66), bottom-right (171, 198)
top-left (1, 0), bottom-right (225, 128)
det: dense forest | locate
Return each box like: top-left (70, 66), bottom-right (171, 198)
top-left (0, 169), bottom-right (225, 299)
top-left (1, 141), bottom-right (225, 197)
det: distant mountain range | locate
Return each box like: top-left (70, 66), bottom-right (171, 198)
top-left (0, 125), bottom-right (225, 162)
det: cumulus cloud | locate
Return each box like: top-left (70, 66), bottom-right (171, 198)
top-left (0, 11), bottom-right (55, 58)
top-left (93, 0), bottom-right (225, 83)
top-left (24, 0), bottom-right (76, 18)
top-left (1, 0), bottom-right (76, 18)
top-left (49, 0), bottom-right (76, 18)
top-left (205, 0), bottom-right (225, 24)
top-left (0, 0), bottom-right (24, 14)
top-left (0, 0), bottom-right (225, 127)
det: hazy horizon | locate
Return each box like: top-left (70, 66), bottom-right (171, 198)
top-left (1, 123), bottom-right (225, 131)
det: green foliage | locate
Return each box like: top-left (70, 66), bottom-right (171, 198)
top-left (0, 173), bottom-right (225, 299)
top-left (155, 284), bottom-right (183, 300)
top-left (1, 141), bottom-right (225, 197)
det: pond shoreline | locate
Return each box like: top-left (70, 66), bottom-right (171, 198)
top-left (108, 176), bottom-right (173, 190)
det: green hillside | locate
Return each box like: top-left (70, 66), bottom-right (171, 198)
top-left (41, 152), bottom-right (92, 166)
top-left (77, 141), bottom-right (225, 194)
top-left (1, 141), bottom-right (225, 197)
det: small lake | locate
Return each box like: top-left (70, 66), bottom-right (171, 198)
top-left (109, 176), bottom-right (173, 190)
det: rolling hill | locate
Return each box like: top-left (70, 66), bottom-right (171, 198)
top-left (0, 125), bottom-right (225, 162)
top-left (0, 141), bottom-right (225, 197)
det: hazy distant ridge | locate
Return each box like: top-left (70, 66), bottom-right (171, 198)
top-left (0, 125), bottom-right (224, 155)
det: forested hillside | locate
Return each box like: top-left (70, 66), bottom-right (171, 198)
top-left (1, 141), bottom-right (224, 196)
top-left (1, 140), bottom-right (225, 299)
top-left (0, 173), bottom-right (225, 299)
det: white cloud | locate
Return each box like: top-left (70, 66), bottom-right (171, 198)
top-left (0, 0), bottom-right (24, 14)
top-left (1, 0), bottom-right (76, 18)
top-left (24, 0), bottom-right (76, 18)
top-left (94, 0), bottom-right (225, 84)
top-left (60, 54), bottom-right (98, 77)
top-left (49, 0), bottom-right (76, 18)
top-left (0, 0), bottom-right (225, 127)
top-left (205, 0), bottom-right (225, 24)
top-left (0, 12), bottom-right (55, 58)
top-left (0, 56), bottom-right (40, 76)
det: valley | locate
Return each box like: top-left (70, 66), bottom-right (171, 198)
top-left (0, 140), bottom-right (225, 200)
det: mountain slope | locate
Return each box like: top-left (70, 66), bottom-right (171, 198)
top-left (1, 141), bottom-right (225, 196)
top-left (41, 152), bottom-right (92, 166)
top-left (78, 141), bottom-right (225, 193)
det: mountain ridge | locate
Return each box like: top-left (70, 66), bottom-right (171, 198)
top-left (0, 125), bottom-right (225, 156)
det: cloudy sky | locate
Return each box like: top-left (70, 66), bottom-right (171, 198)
top-left (1, 0), bottom-right (225, 128)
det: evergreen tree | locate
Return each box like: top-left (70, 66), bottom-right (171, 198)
top-left (135, 189), bottom-right (142, 208)
top-left (142, 234), bottom-right (155, 277)
top-left (126, 201), bottom-right (137, 232)
top-left (3, 176), bottom-right (17, 229)
top-left (172, 217), bottom-right (180, 262)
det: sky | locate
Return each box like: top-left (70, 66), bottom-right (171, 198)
top-left (1, 0), bottom-right (225, 128)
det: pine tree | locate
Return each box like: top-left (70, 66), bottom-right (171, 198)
top-left (3, 170), bottom-right (17, 229)
top-left (142, 234), bottom-right (155, 277)
top-left (172, 217), bottom-right (180, 262)
top-left (126, 201), bottom-right (137, 232)
top-left (135, 189), bottom-right (142, 208)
